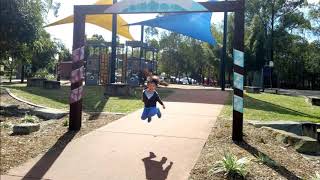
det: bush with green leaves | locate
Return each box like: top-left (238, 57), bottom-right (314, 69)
top-left (0, 122), bottom-right (11, 129)
top-left (63, 119), bottom-right (69, 127)
top-left (310, 172), bottom-right (320, 180)
top-left (34, 68), bottom-right (55, 80)
top-left (22, 114), bottom-right (39, 123)
top-left (210, 152), bottom-right (249, 178)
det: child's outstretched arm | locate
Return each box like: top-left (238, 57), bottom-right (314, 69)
top-left (156, 93), bottom-right (165, 109)
top-left (142, 92), bottom-right (144, 102)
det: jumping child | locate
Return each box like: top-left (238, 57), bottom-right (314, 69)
top-left (141, 78), bottom-right (165, 123)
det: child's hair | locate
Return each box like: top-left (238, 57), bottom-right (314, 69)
top-left (147, 76), bottom-right (159, 85)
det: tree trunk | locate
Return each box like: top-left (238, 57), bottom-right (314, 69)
top-left (270, 0), bottom-right (275, 63)
top-left (311, 74), bottom-right (315, 90)
top-left (20, 64), bottom-right (24, 83)
top-left (9, 68), bottom-right (13, 83)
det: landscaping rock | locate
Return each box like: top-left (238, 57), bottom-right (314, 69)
top-left (32, 108), bottom-right (67, 120)
top-left (295, 139), bottom-right (320, 154)
top-left (13, 123), bottom-right (40, 135)
top-left (43, 80), bottom-right (61, 89)
top-left (0, 104), bottom-right (19, 111)
top-left (308, 96), bottom-right (320, 106)
top-left (0, 104), bottom-right (31, 116)
top-left (261, 127), bottom-right (320, 154)
top-left (248, 120), bottom-right (318, 139)
top-left (27, 78), bottom-right (47, 87)
top-left (105, 83), bottom-right (135, 96)
top-left (245, 86), bottom-right (261, 93)
top-left (264, 88), bottom-right (279, 94)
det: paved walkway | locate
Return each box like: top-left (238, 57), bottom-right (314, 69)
top-left (2, 87), bottom-right (228, 180)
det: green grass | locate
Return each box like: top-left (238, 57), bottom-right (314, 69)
top-left (221, 92), bottom-right (320, 123)
top-left (2, 84), bottom-right (173, 113)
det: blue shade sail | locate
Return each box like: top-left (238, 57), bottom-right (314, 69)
top-left (105, 0), bottom-right (208, 13)
top-left (129, 12), bottom-right (216, 45)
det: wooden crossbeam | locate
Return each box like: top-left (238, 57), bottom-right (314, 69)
top-left (70, 0), bottom-right (245, 142)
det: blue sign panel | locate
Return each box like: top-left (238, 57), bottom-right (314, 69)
top-left (105, 0), bottom-right (208, 13)
top-left (233, 72), bottom-right (244, 90)
top-left (233, 95), bottom-right (244, 113)
top-left (233, 49), bottom-right (244, 68)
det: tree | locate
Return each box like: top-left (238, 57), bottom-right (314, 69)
top-left (246, 0), bottom-right (309, 64)
top-left (0, 0), bottom-right (60, 82)
top-left (309, 2), bottom-right (320, 39)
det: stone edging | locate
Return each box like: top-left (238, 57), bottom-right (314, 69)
top-left (5, 88), bottom-right (127, 115)
top-left (5, 88), bottom-right (47, 109)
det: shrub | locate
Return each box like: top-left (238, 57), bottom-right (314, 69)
top-left (63, 119), bottom-right (69, 127)
top-left (22, 114), bottom-right (39, 123)
top-left (0, 122), bottom-right (11, 129)
top-left (210, 152), bottom-right (249, 178)
top-left (34, 69), bottom-right (55, 80)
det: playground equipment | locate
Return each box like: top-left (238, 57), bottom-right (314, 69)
top-left (85, 40), bottom-right (125, 85)
top-left (124, 41), bottom-right (159, 85)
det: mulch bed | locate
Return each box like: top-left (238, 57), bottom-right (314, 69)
top-left (189, 116), bottom-right (320, 180)
top-left (0, 91), bottom-right (124, 174)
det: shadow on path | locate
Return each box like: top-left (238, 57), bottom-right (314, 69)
top-left (142, 152), bottom-right (173, 180)
top-left (236, 141), bottom-right (302, 180)
top-left (21, 131), bottom-right (78, 180)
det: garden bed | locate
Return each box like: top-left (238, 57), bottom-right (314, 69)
top-left (0, 91), bottom-right (124, 174)
top-left (189, 117), bottom-right (320, 180)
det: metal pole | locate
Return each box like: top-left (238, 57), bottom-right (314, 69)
top-left (232, 0), bottom-right (245, 142)
top-left (220, 0), bottom-right (228, 91)
top-left (152, 50), bottom-right (156, 73)
top-left (125, 46), bottom-right (128, 83)
top-left (110, 0), bottom-right (117, 83)
top-left (139, 25), bottom-right (144, 84)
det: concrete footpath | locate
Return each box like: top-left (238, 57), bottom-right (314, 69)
top-left (2, 88), bottom-right (228, 180)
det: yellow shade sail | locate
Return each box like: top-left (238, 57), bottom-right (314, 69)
top-left (45, 0), bottom-right (133, 40)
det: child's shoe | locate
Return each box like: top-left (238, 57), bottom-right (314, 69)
top-left (148, 117), bottom-right (152, 123)
top-left (157, 110), bottom-right (162, 118)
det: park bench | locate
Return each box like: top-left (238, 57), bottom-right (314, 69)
top-left (308, 96), bottom-right (320, 106)
top-left (27, 78), bottom-right (47, 87)
top-left (245, 86), bottom-right (261, 93)
top-left (43, 80), bottom-right (61, 89)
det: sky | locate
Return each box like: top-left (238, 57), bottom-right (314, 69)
top-left (45, 0), bottom-right (319, 50)
top-left (45, 0), bottom-right (224, 50)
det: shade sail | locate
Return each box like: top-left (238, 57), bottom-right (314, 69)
top-left (105, 0), bottom-right (208, 13)
top-left (45, 0), bottom-right (133, 40)
top-left (129, 12), bottom-right (216, 45)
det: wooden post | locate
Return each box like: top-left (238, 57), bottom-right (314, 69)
top-left (232, 0), bottom-right (245, 141)
top-left (69, 7), bottom-right (85, 131)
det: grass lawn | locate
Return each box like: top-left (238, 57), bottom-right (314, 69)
top-left (221, 92), bottom-right (320, 123)
top-left (1, 84), bottom-right (173, 113)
